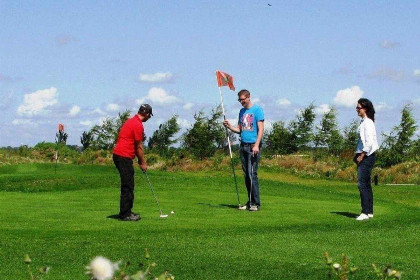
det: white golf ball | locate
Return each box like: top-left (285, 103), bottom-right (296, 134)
top-left (171, 211), bottom-right (175, 214)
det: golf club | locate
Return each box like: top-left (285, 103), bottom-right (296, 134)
top-left (143, 171), bottom-right (168, 218)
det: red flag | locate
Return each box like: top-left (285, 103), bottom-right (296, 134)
top-left (58, 124), bottom-right (64, 131)
top-left (216, 71), bottom-right (235, 91)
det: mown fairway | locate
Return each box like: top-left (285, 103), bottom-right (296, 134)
top-left (0, 163), bottom-right (419, 279)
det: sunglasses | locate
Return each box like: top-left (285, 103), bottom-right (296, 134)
top-left (238, 97), bottom-right (248, 102)
top-left (356, 106), bottom-right (364, 110)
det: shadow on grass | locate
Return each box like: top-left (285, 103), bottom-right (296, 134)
top-left (198, 203), bottom-right (238, 209)
top-left (330, 211), bottom-right (358, 218)
top-left (107, 214), bottom-right (120, 220)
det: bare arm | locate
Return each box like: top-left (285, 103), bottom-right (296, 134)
top-left (252, 121), bottom-right (264, 155)
top-left (135, 140), bottom-right (147, 172)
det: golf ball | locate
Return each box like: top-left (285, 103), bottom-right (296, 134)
top-left (171, 211), bottom-right (175, 214)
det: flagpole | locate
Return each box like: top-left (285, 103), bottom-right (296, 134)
top-left (218, 86), bottom-right (241, 207)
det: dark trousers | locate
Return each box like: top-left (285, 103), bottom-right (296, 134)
top-left (357, 153), bottom-right (376, 214)
top-left (113, 154), bottom-right (135, 218)
top-left (240, 143), bottom-right (261, 207)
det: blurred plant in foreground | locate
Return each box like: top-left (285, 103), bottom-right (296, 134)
top-left (86, 248), bottom-right (174, 280)
top-left (324, 252), bottom-right (403, 280)
top-left (24, 254), bottom-right (50, 280)
top-left (324, 252), bottom-right (357, 280)
top-left (372, 263), bottom-right (402, 279)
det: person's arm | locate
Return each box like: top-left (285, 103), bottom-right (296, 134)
top-left (135, 140), bottom-right (147, 172)
top-left (252, 121), bottom-right (264, 155)
top-left (223, 120), bottom-right (241, 134)
top-left (357, 121), bottom-right (374, 163)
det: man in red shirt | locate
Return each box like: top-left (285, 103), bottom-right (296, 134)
top-left (113, 104), bottom-right (153, 221)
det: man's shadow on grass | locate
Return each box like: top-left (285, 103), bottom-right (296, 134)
top-left (107, 214), bottom-right (120, 220)
top-left (330, 211), bottom-right (358, 218)
top-left (198, 203), bottom-right (238, 209)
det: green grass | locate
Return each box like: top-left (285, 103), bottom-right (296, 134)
top-left (0, 163), bottom-right (419, 279)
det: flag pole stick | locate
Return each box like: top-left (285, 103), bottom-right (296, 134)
top-left (218, 86), bottom-right (241, 206)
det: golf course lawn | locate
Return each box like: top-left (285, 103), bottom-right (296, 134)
top-left (0, 163), bottom-right (418, 279)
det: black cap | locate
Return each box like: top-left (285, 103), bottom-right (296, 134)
top-left (138, 104), bottom-right (153, 116)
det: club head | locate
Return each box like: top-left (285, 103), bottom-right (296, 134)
top-left (160, 214), bottom-right (168, 218)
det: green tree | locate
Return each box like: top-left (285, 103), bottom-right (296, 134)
top-left (314, 108), bottom-right (343, 155)
top-left (289, 103), bottom-right (316, 151)
top-left (148, 115), bottom-right (181, 156)
top-left (379, 104), bottom-right (417, 167)
top-left (55, 130), bottom-right (68, 144)
top-left (90, 110), bottom-right (131, 150)
top-left (264, 121), bottom-right (294, 154)
top-left (80, 131), bottom-right (94, 150)
top-left (182, 106), bottom-right (226, 159)
top-left (342, 119), bottom-right (359, 152)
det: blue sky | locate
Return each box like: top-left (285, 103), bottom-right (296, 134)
top-left (1, 1), bottom-right (419, 147)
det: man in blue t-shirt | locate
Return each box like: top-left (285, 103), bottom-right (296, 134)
top-left (223, 89), bottom-right (264, 211)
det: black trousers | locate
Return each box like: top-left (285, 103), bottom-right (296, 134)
top-left (113, 154), bottom-right (135, 218)
top-left (357, 153), bottom-right (376, 214)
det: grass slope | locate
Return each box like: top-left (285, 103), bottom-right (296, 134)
top-left (0, 163), bottom-right (418, 279)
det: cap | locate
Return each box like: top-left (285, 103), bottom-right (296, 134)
top-left (138, 104), bottom-right (153, 116)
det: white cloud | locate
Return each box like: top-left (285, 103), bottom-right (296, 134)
top-left (0, 91), bottom-right (13, 109)
top-left (138, 72), bottom-right (173, 83)
top-left (92, 108), bottom-right (105, 115)
top-left (253, 98), bottom-right (260, 103)
top-left (277, 98), bottom-right (291, 106)
top-left (69, 105), bottom-right (81, 116)
top-left (17, 87), bottom-right (58, 116)
top-left (412, 98), bottom-right (420, 105)
top-left (106, 103), bottom-right (120, 112)
top-left (333, 86), bottom-right (363, 107)
top-left (12, 119), bottom-right (37, 126)
top-left (315, 104), bottom-right (331, 114)
top-left (264, 119), bottom-right (274, 131)
top-left (176, 118), bottom-right (190, 128)
top-left (414, 69), bottom-right (420, 77)
top-left (183, 102), bottom-right (194, 110)
top-left (136, 87), bottom-right (180, 106)
top-left (367, 67), bottom-right (404, 81)
top-left (380, 40), bottom-right (400, 49)
top-left (375, 102), bottom-right (392, 112)
top-left (80, 120), bottom-right (94, 126)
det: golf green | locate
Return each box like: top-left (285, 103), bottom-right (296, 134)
top-left (0, 163), bottom-right (418, 279)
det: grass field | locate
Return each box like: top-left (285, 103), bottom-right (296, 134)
top-left (0, 163), bottom-right (419, 279)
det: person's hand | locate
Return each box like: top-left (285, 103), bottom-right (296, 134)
top-left (252, 145), bottom-right (259, 156)
top-left (356, 154), bottom-right (365, 164)
top-left (223, 120), bottom-right (230, 128)
top-left (139, 163), bottom-right (147, 172)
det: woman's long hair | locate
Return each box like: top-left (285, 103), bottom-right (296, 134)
top-left (358, 98), bottom-right (375, 122)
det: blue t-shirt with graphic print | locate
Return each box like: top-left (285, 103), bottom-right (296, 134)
top-left (238, 105), bottom-right (264, 143)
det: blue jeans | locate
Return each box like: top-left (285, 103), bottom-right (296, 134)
top-left (357, 153), bottom-right (376, 214)
top-left (240, 143), bottom-right (261, 207)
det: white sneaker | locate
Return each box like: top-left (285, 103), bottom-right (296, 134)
top-left (368, 214), bottom-right (374, 218)
top-left (356, 213), bottom-right (369, 221)
top-left (238, 205), bottom-right (247, 210)
top-left (249, 205), bottom-right (259, 212)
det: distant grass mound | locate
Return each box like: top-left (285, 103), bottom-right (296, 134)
top-left (0, 163), bottom-right (418, 279)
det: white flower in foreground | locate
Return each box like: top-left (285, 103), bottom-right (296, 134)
top-left (86, 256), bottom-right (117, 280)
top-left (333, 263), bottom-right (341, 270)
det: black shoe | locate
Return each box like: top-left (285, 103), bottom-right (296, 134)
top-left (120, 213), bottom-right (141, 221)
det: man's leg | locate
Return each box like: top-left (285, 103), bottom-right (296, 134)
top-left (240, 145), bottom-right (251, 207)
top-left (113, 154), bottom-right (135, 218)
top-left (250, 151), bottom-right (261, 207)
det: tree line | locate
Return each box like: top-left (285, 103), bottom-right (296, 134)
top-left (74, 103), bottom-right (418, 168)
